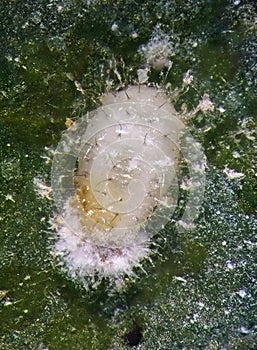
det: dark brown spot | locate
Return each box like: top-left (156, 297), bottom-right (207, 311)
top-left (123, 324), bottom-right (143, 347)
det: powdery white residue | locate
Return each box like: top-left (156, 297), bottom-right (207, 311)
top-left (53, 203), bottom-right (151, 286)
top-left (195, 93), bottom-right (215, 113)
top-left (223, 166), bottom-right (245, 179)
top-left (33, 177), bottom-right (52, 200)
top-left (139, 25), bottom-right (174, 70)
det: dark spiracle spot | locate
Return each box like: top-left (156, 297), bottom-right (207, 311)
top-left (123, 324), bottom-right (143, 347)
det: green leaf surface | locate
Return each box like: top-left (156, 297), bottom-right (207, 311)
top-left (0, 1), bottom-right (256, 349)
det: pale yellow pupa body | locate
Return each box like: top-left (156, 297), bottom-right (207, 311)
top-left (52, 85), bottom-right (185, 285)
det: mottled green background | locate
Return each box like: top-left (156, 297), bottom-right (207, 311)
top-left (0, 0), bottom-right (256, 349)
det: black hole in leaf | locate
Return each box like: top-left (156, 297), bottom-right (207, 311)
top-left (123, 324), bottom-right (143, 347)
